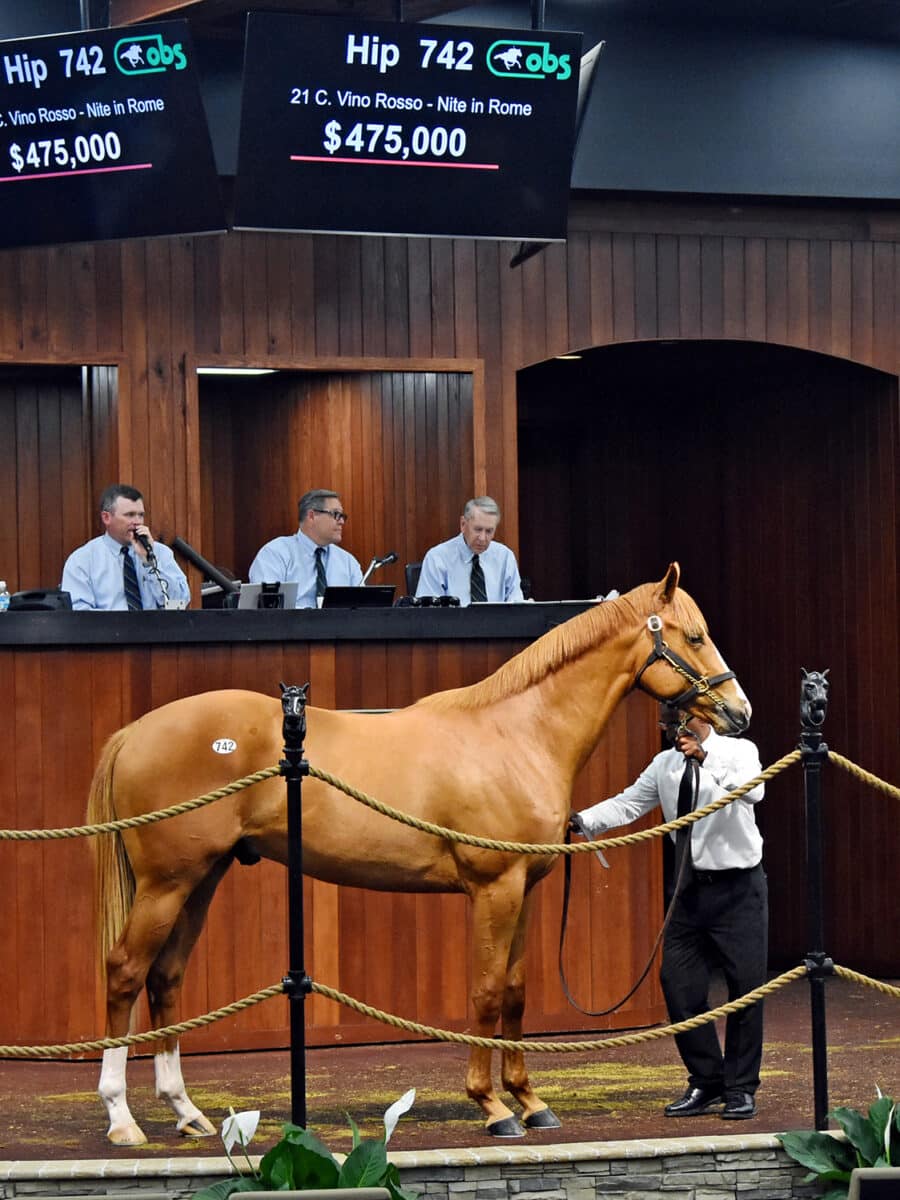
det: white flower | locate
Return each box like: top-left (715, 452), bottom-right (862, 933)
top-left (382, 1088), bottom-right (416, 1145)
top-left (221, 1109), bottom-right (260, 1153)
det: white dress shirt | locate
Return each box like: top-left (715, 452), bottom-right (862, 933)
top-left (61, 534), bottom-right (190, 611)
top-left (248, 528), bottom-right (363, 609)
top-left (415, 533), bottom-right (523, 606)
top-left (577, 730), bottom-right (765, 871)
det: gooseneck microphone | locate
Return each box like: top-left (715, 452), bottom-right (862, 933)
top-left (361, 551), bottom-right (398, 584)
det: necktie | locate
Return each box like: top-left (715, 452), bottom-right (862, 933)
top-left (315, 546), bottom-right (328, 600)
top-left (121, 545), bottom-right (142, 611)
top-left (470, 553), bottom-right (487, 603)
top-left (674, 757), bottom-right (697, 882)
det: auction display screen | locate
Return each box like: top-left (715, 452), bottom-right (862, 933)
top-left (0, 21), bottom-right (224, 249)
top-left (235, 14), bottom-right (582, 241)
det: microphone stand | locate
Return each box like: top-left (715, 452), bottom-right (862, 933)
top-left (361, 553), bottom-right (398, 585)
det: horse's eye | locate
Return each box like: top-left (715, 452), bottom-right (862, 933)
top-left (687, 634), bottom-right (705, 647)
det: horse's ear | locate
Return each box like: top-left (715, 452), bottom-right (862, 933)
top-left (659, 562), bottom-right (680, 605)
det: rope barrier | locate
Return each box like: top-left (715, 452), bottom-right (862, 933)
top-left (0, 766), bottom-right (282, 840)
top-left (833, 966), bottom-right (900, 999)
top-left (308, 750), bottom-right (803, 855)
top-left (310, 966), bottom-right (809, 1051)
top-left (828, 752), bottom-right (900, 801)
top-left (2, 962), bottom-right (895, 1060)
top-left (0, 984), bottom-right (286, 1057)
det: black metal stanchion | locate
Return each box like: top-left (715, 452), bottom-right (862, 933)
top-left (280, 681), bottom-right (311, 1129)
top-left (798, 668), bottom-right (833, 1131)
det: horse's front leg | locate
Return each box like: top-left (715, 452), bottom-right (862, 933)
top-left (500, 890), bottom-right (561, 1130)
top-left (465, 869), bottom-right (528, 1138)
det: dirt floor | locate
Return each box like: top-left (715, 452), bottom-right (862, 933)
top-left (1, 974), bottom-right (898, 1161)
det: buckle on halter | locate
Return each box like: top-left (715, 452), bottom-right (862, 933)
top-left (647, 615), bottom-right (663, 632)
top-left (694, 677), bottom-right (711, 694)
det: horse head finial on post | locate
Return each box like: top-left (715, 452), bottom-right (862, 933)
top-left (800, 668), bottom-right (829, 731)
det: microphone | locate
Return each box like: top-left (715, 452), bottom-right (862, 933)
top-left (361, 551), bottom-right (398, 584)
top-left (135, 531), bottom-right (156, 559)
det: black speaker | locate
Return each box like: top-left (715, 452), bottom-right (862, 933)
top-left (9, 588), bottom-right (73, 611)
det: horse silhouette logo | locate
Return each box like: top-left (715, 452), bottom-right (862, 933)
top-left (493, 45), bottom-right (523, 70)
top-left (119, 43), bottom-right (144, 68)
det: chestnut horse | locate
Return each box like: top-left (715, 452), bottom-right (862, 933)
top-left (88, 564), bottom-right (750, 1145)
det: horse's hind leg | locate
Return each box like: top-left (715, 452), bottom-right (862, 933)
top-left (500, 892), bottom-right (561, 1130)
top-left (147, 858), bottom-right (233, 1137)
top-left (100, 882), bottom-right (197, 1145)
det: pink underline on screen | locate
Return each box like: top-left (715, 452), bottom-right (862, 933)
top-left (290, 154), bottom-right (499, 170)
top-left (0, 162), bottom-right (153, 183)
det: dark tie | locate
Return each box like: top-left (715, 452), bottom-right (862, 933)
top-left (315, 546), bottom-right (328, 600)
top-left (470, 553), bottom-right (487, 603)
top-left (121, 545), bottom-right (142, 611)
top-left (674, 757), bottom-right (697, 881)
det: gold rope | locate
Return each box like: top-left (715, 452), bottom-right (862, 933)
top-left (3, 962), bottom-right (896, 1059)
top-left (308, 750), bottom-right (802, 854)
top-left (828, 752), bottom-right (900, 801)
top-left (0, 766), bottom-right (282, 841)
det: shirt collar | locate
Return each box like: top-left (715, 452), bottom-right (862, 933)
top-left (297, 528), bottom-right (327, 558)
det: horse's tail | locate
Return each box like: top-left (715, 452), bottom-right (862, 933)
top-left (87, 726), bottom-right (136, 983)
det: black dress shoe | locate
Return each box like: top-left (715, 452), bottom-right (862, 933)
top-left (722, 1091), bottom-right (757, 1119)
top-left (664, 1085), bottom-right (726, 1116)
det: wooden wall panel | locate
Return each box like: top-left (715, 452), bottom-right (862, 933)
top-left (199, 368), bottom-right (474, 591)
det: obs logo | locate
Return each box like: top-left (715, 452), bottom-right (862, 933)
top-left (114, 34), bottom-right (187, 75)
top-left (487, 40), bottom-right (571, 81)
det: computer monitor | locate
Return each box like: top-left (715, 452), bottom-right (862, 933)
top-left (237, 582), bottom-right (299, 610)
top-left (848, 1168), bottom-right (900, 1199)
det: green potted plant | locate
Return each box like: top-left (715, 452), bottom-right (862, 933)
top-left (193, 1089), bottom-right (418, 1200)
top-left (778, 1089), bottom-right (899, 1199)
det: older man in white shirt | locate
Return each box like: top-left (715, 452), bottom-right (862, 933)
top-left (576, 709), bottom-right (767, 1122)
top-left (415, 496), bottom-right (523, 606)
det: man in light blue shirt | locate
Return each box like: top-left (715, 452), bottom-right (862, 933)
top-left (415, 496), bottom-right (523, 606)
top-left (61, 484), bottom-right (191, 611)
top-left (248, 488), bottom-right (363, 609)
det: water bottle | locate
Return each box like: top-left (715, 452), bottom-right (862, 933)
top-left (0, 581), bottom-right (9, 613)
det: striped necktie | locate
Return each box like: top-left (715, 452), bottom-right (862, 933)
top-left (315, 546), bottom-right (328, 600)
top-left (470, 553), bottom-right (487, 603)
top-left (121, 545), bottom-right (142, 611)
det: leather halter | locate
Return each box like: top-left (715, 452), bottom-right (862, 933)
top-left (634, 614), bottom-right (736, 712)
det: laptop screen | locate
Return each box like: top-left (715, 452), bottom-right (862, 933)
top-left (237, 582), bottom-right (299, 609)
top-left (321, 585), bottom-right (395, 609)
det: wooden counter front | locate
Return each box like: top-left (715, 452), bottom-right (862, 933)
top-left (0, 606), bottom-right (665, 1056)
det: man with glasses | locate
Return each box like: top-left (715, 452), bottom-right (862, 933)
top-left (415, 496), bottom-right (523, 606)
top-left (248, 488), bottom-right (362, 608)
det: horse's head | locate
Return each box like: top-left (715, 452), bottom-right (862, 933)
top-left (632, 563), bottom-right (752, 735)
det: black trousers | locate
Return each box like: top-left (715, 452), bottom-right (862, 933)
top-left (660, 863), bottom-right (768, 1095)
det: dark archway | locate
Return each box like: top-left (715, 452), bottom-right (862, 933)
top-left (518, 339), bottom-right (899, 973)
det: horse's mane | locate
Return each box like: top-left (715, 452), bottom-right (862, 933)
top-left (417, 583), bottom-right (707, 713)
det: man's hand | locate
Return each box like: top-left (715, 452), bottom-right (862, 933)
top-left (131, 525), bottom-right (154, 562)
top-left (675, 730), bottom-right (707, 762)
top-left (568, 811), bottom-right (590, 838)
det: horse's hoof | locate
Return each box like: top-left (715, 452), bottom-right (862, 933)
top-left (524, 1107), bottom-right (562, 1129)
top-left (178, 1114), bottom-right (217, 1137)
top-left (107, 1122), bottom-right (148, 1147)
top-left (486, 1115), bottom-right (526, 1138)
